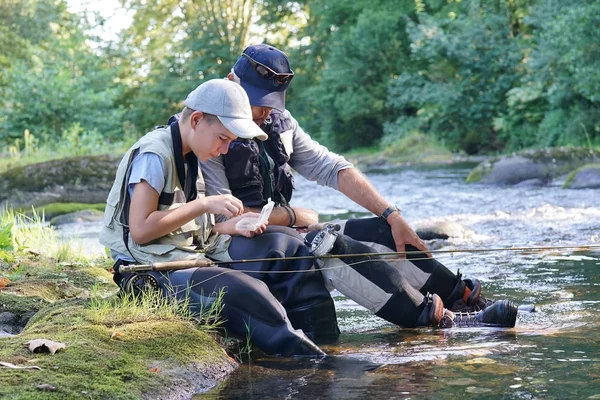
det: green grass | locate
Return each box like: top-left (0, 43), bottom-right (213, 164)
top-left (382, 131), bottom-right (453, 163)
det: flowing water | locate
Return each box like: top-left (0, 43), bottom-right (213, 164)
top-left (57, 164), bottom-right (600, 399)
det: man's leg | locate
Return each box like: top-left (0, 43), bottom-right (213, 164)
top-left (339, 217), bottom-right (485, 311)
top-left (307, 231), bottom-right (517, 328)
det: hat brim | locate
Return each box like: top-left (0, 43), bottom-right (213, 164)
top-left (219, 116), bottom-right (268, 141)
top-left (240, 80), bottom-right (286, 112)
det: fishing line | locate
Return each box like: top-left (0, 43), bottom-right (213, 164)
top-left (125, 243), bottom-right (600, 296)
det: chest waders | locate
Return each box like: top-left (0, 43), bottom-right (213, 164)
top-left (116, 264), bottom-right (324, 357)
top-left (339, 217), bottom-right (498, 313)
top-left (306, 226), bottom-right (518, 329)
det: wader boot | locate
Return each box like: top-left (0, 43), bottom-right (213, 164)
top-left (440, 300), bottom-right (519, 328)
top-left (445, 270), bottom-right (495, 312)
top-left (420, 295), bottom-right (518, 328)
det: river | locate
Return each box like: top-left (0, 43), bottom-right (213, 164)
top-left (57, 163), bottom-right (600, 399)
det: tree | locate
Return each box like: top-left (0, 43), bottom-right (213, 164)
top-left (119, 0), bottom-right (302, 133)
top-left (289, 0), bottom-right (420, 151)
top-left (384, 0), bottom-right (525, 154)
top-left (0, 0), bottom-right (125, 144)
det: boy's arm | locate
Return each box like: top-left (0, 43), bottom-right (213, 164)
top-left (128, 181), bottom-right (244, 244)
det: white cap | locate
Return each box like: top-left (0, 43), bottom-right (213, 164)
top-left (184, 79), bottom-right (267, 141)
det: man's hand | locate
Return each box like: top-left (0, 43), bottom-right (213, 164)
top-left (196, 194), bottom-right (243, 219)
top-left (387, 212), bottom-right (431, 259)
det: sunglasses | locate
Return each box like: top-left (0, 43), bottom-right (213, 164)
top-left (242, 53), bottom-right (294, 85)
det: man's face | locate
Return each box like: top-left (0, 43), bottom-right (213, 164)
top-left (190, 114), bottom-right (237, 161)
top-left (251, 106), bottom-right (272, 126)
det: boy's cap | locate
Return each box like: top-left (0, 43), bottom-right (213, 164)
top-left (184, 79), bottom-right (267, 141)
top-left (233, 44), bottom-right (292, 112)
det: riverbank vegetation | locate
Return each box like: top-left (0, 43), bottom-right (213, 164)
top-left (1, 0), bottom-right (599, 162)
top-left (0, 208), bottom-right (235, 398)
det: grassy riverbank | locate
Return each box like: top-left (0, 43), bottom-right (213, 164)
top-left (0, 209), bottom-right (236, 399)
top-left (343, 131), bottom-right (461, 168)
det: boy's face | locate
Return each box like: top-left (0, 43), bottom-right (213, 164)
top-left (191, 115), bottom-right (237, 161)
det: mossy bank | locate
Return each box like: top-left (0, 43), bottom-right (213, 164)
top-left (0, 256), bottom-right (236, 399)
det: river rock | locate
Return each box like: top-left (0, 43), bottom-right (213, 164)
top-left (0, 155), bottom-right (120, 209)
top-left (415, 220), bottom-right (473, 240)
top-left (563, 164), bottom-right (600, 189)
top-left (466, 147), bottom-right (600, 185)
top-left (49, 210), bottom-right (105, 226)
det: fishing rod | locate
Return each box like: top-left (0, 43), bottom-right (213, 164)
top-left (119, 243), bottom-right (600, 274)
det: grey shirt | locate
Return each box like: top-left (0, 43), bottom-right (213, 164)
top-left (200, 109), bottom-right (354, 221)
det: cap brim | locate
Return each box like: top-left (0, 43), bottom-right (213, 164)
top-left (219, 116), bottom-right (268, 141)
top-left (240, 80), bottom-right (286, 112)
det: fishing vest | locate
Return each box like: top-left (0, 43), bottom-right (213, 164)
top-left (222, 110), bottom-right (295, 208)
top-left (99, 126), bottom-right (231, 265)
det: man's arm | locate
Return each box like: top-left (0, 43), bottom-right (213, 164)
top-left (337, 168), bottom-right (430, 257)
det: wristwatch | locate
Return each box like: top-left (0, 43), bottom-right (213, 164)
top-left (380, 205), bottom-right (400, 220)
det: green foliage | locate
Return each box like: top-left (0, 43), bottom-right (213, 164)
top-left (0, 207), bottom-right (92, 262)
top-left (1, 127), bottom-right (134, 173)
top-left (497, 0), bottom-right (600, 150)
top-left (1, 0), bottom-right (599, 156)
top-left (0, 0), bottom-right (127, 147)
top-left (384, 1), bottom-right (524, 154)
top-left (290, 0), bottom-right (419, 151)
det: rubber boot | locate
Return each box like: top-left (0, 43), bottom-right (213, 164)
top-left (440, 300), bottom-right (518, 328)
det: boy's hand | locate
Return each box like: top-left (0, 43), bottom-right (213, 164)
top-left (198, 194), bottom-right (244, 218)
top-left (212, 213), bottom-right (268, 237)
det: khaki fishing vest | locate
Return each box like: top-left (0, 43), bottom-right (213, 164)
top-left (99, 126), bottom-right (232, 265)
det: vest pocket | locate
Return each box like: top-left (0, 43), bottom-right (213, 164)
top-left (137, 243), bottom-right (177, 256)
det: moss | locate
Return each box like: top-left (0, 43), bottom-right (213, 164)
top-left (1, 255), bottom-right (116, 301)
top-left (345, 132), bottom-right (455, 168)
top-left (0, 292), bottom-right (48, 317)
top-left (0, 300), bottom-right (231, 399)
top-left (466, 160), bottom-right (493, 183)
top-left (382, 131), bottom-right (453, 163)
top-left (563, 163), bottom-right (600, 188)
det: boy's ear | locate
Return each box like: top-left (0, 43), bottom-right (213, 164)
top-left (190, 111), bottom-right (205, 128)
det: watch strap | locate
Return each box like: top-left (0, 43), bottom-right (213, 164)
top-left (380, 205), bottom-right (400, 220)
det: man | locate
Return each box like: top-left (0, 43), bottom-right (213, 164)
top-left (100, 79), bottom-right (334, 357)
top-left (198, 45), bottom-right (517, 324)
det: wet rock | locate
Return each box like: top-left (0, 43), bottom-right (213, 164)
top-left (563, 164), bottom-right (600, 189)
top-left (514, 178), bottom-right (545, 187)
top-left (0, 154), bottom-right (120, 209)
top-left (415, 220), bottom-right (473, 240)
top-left (466, 147), bottom-right (600, 185)
top-left (50, 210), bottom-right (104, 226)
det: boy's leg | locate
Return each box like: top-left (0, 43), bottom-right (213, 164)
top-left (225, 226), bottom-right (340, 342)
top-left (119, 266), bottom-right (325, 357)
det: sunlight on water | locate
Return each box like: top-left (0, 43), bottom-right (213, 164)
top-left (195, 166), bottom-right (600, 399)
top-left (56, 165), bottom-right (600, 399)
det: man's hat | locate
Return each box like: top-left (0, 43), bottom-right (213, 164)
top-left (233, 44), bottom-right (293, 112)
top-left (184, 79), bottom-right (268, 141)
